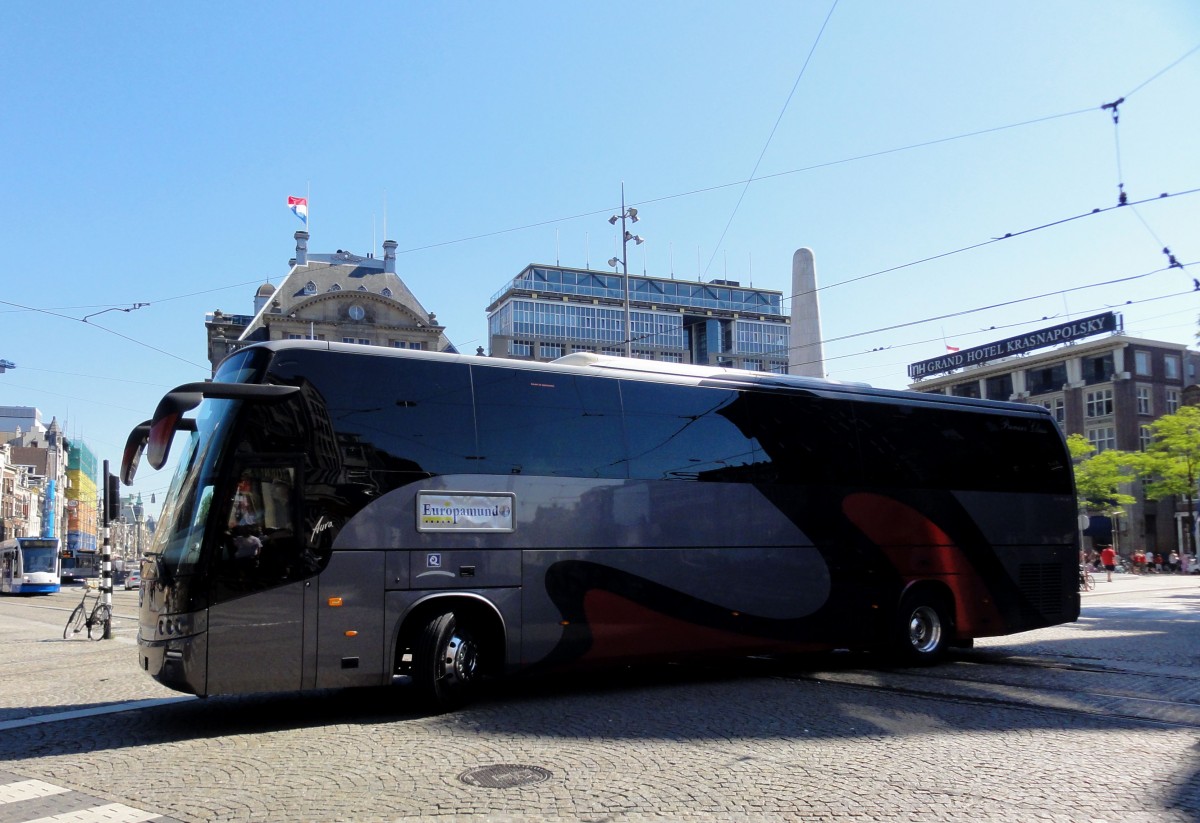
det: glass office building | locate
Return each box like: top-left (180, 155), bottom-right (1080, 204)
top-left (486, 264), bottom-right (790, 371)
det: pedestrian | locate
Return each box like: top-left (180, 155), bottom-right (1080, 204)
top-left (1154, 552), bottom-right (1165, 573)
top-left (1167, 550), bottom-right (1179, 573)
top-left (1133, 549), bottom-right (1146, 574)
top-left (1100, 544), bottom-right (1116, 583)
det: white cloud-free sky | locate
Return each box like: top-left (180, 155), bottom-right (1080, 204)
top-left (2, 1), bottom-right (1198, 512)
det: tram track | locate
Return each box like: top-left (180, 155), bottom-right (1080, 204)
top-left (4, 594), bottom-right (140, 623)
top-left (787, 655), bottom-right (1200, 731)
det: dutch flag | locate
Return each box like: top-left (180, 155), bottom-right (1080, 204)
top-left (288, 196), bottom-right (308, 225)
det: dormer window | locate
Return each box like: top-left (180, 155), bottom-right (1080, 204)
top-left (381, 288), bottom-right (393, 298)
top-left (357, 285), bottom-right (368, 292)
top-left (304, 281), bottom-right (317, 295)
top-left (328, 284), bottom-right (342, 292)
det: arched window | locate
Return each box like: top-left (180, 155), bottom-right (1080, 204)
top-left (304, 281), bottom-right (317, 295)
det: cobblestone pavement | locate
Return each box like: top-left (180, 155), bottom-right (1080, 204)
top-left (0, 577), bottom-right (1196, 822)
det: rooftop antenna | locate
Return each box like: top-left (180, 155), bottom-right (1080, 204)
top-left (585, 232), bottom-right (590, 269)
top-left (749, 251), bottom-right (753, 287)
top-left (556, 229), bottom-right (560, 266)
top-left (382, 189), bottom-right (388, 249)
top-left (670, 241), bottom-right (675, 279)
top-left (643, 238), bottom-right (647, 276)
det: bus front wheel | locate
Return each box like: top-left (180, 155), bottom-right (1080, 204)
top-left (889, 590), bottom-right (951, 665)
top-left (414, 611), bottom-right (481, 711)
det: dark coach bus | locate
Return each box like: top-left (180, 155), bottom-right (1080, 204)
top-left (122, 341), bottom-right (1079, 710)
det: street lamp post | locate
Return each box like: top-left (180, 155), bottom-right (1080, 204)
top-left (607, 183), bottom-right (643, 358)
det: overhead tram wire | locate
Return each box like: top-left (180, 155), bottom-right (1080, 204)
top-left (701, 0), bottom-right (839, 280)
top-left (389, 107), bottom-right (1107, 259)
top-left (389, 47), bottom-right (1200, 271)
top-left (0, 299), bottom-right (209, 371)
top-left (1121, 42), bottom-right (1200, 99)
top-left (783, 262), bottom-right (1197, 368)
top-left (1098, 100), bottom-right (1189, 275)
top-left (781, 187), bottom-right (1200, 307)
top-left (1098, 43), bottom-right (1200, 272)
top-left (14, 50), bottom-right (1186, 319)
top-left (800, 285), bottom-right (1200, 372)
top-left (815, 260), bottom-right (1195, 348)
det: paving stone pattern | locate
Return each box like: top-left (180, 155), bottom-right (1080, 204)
top-left (0, 580), bottom-right (1195, 821)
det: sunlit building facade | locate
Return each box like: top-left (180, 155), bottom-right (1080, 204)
top-left (486, 264), bottom-right (790, 370)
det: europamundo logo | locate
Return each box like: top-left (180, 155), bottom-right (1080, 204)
top-left (416, 492), bottom-right (516, 533)
top-left (420, 501), bottom-right (511, 525)
top-left (908, 312), bottom-right (1119, 379)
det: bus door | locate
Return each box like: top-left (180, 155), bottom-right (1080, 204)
top-left (205, 462), bottom-right (311, 695)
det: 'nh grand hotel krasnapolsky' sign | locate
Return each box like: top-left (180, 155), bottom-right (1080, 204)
top-left (908, 311), bottom-right (1119, 380)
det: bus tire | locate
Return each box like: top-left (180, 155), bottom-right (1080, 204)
top-left (890, 589), bottom-right (951, 665)
top-left (414, 611), bottom-right (481, 711)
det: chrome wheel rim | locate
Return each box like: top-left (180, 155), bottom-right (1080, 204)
top-left (907, 605), bottom-right (942, 654)
top-left (441, 632), bottom-right (479, 687)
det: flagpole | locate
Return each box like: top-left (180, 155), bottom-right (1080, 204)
top-left (306, 181), bottom-right (311, 238)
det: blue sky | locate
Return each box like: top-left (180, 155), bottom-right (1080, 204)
top-left (2, 1), bottom-right (1198, 514)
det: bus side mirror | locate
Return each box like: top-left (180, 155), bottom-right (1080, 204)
top-left (121, 421), bottom-right (150, 485)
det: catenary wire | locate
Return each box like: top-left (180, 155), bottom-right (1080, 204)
top-left (0, 299), bottom-right (210, 371)
top-left (7, 53), bottom-right (1197, 369)
top-left (781, 187), bottom-right (1200, 306)
top-left (790, 260), bottom-right (1195, 354)
top-left (811, 287), bottom-right (1199, 371)
top-left (702, 0), bottom-right (839, 279)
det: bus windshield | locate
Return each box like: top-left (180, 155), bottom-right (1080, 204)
top-left (148, 347), bottom-right (269, 580)
top-left (148, 400), bottom-right (241, 580)
top-left (147, 398), bottom-right (242, 580)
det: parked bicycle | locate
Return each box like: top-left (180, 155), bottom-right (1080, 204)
top-left (1078, 564), bottom-right (1095, 592)
top-left (63, 585), bottom-right (111, 640)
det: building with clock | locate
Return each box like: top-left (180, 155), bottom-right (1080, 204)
top-left (205, 231), bottom-right (456, 373)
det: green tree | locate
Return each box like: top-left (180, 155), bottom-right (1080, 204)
top-left (1066, 434), bottom-right (1137, 517)
top-left (1134, 405), bottom-right (1200, 554)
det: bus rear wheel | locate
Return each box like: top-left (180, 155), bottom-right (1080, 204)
top-left (889, 590), bottom-right (951, 665)
top-left (414, 611), bottom-right (481, 711)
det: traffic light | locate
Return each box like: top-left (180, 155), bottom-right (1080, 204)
top-left (106, 472), bottom-right (121, 523)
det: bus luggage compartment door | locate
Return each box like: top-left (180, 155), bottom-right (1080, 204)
top-left (314, 550), bottom-right (386, 689)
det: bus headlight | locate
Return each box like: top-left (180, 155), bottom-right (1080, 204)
top-left (156, 615), bottom-right (194, 639)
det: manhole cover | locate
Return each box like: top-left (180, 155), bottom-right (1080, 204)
top-left (458, 764), bottom-right (552, 788)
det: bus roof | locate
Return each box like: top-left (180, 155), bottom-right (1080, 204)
top-left (239, 340), bottom-right (1055, 419)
